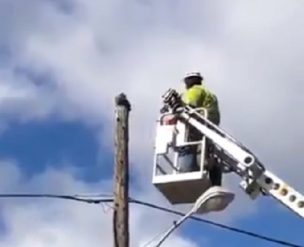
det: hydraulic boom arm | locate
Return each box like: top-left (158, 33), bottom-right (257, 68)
top-left (161, 88), bottom-right (304, 219)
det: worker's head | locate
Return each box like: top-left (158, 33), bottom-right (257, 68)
top-left (183, 72), bottom-right (203, 89)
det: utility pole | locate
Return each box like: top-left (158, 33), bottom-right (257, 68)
top-left (113, 93), bottom-right (131, 247)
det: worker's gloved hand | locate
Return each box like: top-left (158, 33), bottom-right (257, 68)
top-left (160, 105), bottom-right (169, 113)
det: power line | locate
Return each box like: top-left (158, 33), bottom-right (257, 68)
top-left (0, 193), bottom-right (112, 204)
top-left (0, 193), bottom-right (301, 247)
top-left (131, 199), bottom-right (303, 247)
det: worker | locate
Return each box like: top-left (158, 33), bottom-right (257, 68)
top-left (178, 72), bottom-right (222, 186)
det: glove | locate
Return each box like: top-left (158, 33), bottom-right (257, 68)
top-left (160, 105), bottom-right (169, 113)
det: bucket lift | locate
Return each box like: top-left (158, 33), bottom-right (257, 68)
top-left (152, 108), bottom-right (211, 204)
top-left (152, 88), bottom-right (304, 219)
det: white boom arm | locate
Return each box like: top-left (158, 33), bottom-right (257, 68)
top-left (161, 88), bottom-right (304, 219)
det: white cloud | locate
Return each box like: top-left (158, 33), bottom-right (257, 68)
top-left (0, 161), bottom-right (202, 247)
top-left (0, 0), bottom-right (303, 244)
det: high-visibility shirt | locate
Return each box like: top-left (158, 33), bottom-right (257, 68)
top-left (182, 85), bottom-right (220, 125)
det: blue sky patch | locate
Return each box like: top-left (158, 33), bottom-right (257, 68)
top-left (0, 119), bottom-right (112, 182)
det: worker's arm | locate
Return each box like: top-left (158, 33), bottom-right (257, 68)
top-left (182, 87), bottom-right (205, 107)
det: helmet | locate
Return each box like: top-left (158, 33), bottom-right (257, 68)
top-left (184, 72), bottom-right (203, 80)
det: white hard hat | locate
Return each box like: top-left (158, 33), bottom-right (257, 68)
top-left (184, 72), bottom-right (203, 79)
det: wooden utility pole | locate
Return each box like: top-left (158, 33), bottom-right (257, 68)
top-left (113, 93), bottom-right (131, 247)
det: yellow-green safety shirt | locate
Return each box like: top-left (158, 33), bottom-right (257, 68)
top-left (182, 85), bottom-right (220, 125)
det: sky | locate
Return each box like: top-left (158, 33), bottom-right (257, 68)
top-left (0, 0), bottom-right (303, 246)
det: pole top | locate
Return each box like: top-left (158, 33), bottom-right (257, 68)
top-left (115, 93), bottom-right (131, 111)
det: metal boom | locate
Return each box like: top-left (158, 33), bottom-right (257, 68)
top-left (161, 88), bottom-right (304, 218)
